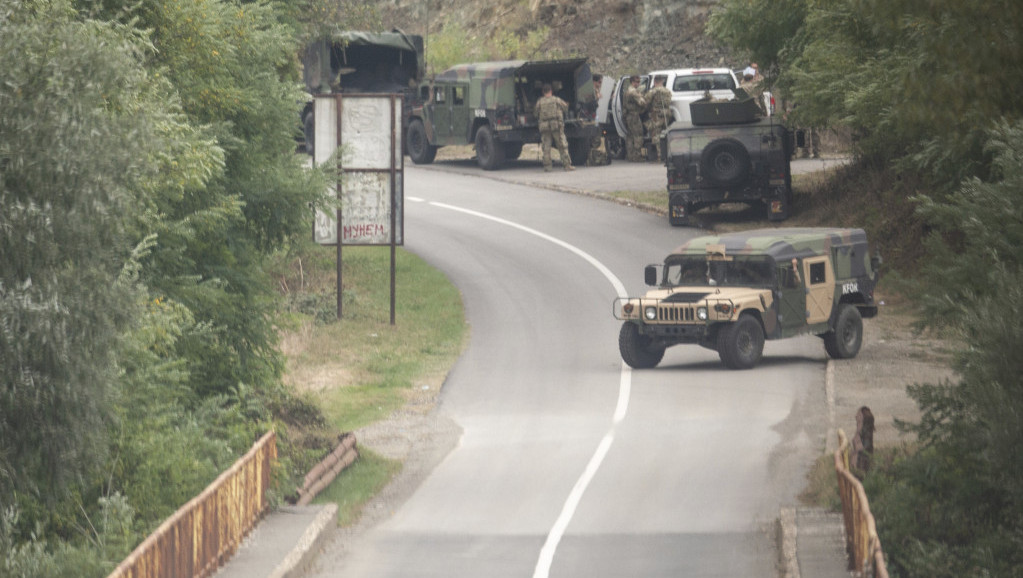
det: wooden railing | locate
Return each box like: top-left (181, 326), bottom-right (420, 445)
top-left (107, 430), bottom-right (277, 578)
top-left (835, 429), bottom-right (889, 578)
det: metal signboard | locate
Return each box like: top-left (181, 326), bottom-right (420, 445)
top-left (312, 94), bottom-right (403, 246)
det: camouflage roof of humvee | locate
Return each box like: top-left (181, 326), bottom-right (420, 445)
top-left (670, 228), bottom-right (869, 262)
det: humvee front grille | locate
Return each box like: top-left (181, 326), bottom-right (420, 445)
top-left (657, 305), bottom-right (696, 322)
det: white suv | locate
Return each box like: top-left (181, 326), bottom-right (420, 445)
top-left (648, 68), bottom-right (772, 125)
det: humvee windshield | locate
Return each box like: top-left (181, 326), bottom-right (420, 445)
top-left (663, 256), bottom-right (774, 288)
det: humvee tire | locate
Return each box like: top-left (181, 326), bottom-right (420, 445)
top-left (407, 119), bottom-right (437, 164)
top-left (717, 315), bottom-right (764, 369)
top-left (701, 138), bottom-right (751, 187)
top-left (606, 134), bottom-right (626, 160)
top-left (619, 323), bottom-right (665, 369)
top-left (474, 125), bottom-right (505, 170)
top-left (504, 142), bottom-right (524, 160)
top-left (823, 304), bottom-right (863, 359)
top-left (568, 138), bottom-right (590, 167)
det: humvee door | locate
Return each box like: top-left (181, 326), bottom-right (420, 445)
top-left (803, 255), bottom-right (835, 324)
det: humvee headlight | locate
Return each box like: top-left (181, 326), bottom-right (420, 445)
top-left (644, 306), bottom-right (657, 320)
top-left (697, 307), bottom-right (708, 321)
top-left (622, 302), bottom-right (634, 315)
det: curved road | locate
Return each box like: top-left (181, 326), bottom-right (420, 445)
top-left (307, 161), bottom-right (833, 577)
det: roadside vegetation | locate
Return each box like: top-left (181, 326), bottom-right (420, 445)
top-left (0, 0), bottom-right (379, 574)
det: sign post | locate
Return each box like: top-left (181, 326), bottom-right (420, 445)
top-left (312, 94), bottom-right (404, 322)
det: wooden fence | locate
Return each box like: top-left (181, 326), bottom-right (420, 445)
top-left (834, 429), bottom-right (889, 578)
top-left (107, 430), bottom-right (277, 578)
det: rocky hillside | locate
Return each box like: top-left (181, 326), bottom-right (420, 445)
top-left (374, 0), bottom-right (743, 77)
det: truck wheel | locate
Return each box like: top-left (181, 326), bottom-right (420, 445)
top-left (568, 138), bottom-right (589, 166)
top-left (702, 138), bottom-right (751, 187)
top-left (824, 304), bottom-right (863, 359)
top-left (619, 323), bottom-right (665, 369)
top-left (407, 119), bottom-right (437, 165)
top-left (717, 315), bottom-right (764, 369)
top-left (606, 134), bottom-right (626, 160)
top-left (475, 125), bottom-right (505, 170)
top-left (504, 142), bottom-right (523, 160)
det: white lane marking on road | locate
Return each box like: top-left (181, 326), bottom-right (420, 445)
top-left (426, 201), bottom-right (630, 578)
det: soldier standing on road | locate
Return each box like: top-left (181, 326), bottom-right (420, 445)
top-left (644, 75), bottom-right (672, 162)
top-left (535, 83), bottom-right (574, 172)
top-left (587, 74), bottom-right (611, 166)
top-left (624, 75), bottom-right (647, 162)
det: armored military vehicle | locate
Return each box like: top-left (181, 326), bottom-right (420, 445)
top-left (613, 228), bottom-right (881, 370)
top-left (406, 59), bottom-right (601, 170)
top-left (664, 94), bottom-right (793, 226)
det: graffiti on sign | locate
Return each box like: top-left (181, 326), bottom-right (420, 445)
top-left (341, 172), bottom-right (403, 244)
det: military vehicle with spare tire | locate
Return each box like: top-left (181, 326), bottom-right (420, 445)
top-left (664, 93), bottom-right (794, 226)
top-left (405, 59), bottom-right (600, 170)
top-left (613, 228), bottom-right (881, 370)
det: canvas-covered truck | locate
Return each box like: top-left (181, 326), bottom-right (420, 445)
top-left (405, 58), bottom-right (601, 170)
top-left (613, 228), bottom-right (881, 370)
top-left (664, 95), bottom-right (793, 226)
top-left (301, 30), bottom-right (425, 154)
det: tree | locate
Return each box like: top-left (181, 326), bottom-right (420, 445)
top-left (707, 0), bottom-right (808, 80)
top-left (96, 0), bottom-right (325, 399)
top-left (709, 0), bottom-right (1023, 190)
top-left (867, 122), bottom-right (1023, 576)
top-left (0, 0), bottom-right (161, 501)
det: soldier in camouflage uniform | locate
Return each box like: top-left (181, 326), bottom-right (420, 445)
top-left (644, 76), bottom-right (673, 162)
top-left (535, 83), bottom-right (575, 171)
top-left (624, 75), bottom-right (647, 162)
top-left (739, 71), bottom-right (766, 116)
top-left (587, 74), bottom-right (610, 166)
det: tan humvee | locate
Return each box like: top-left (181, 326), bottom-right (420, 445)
top-left (613, 228), bottom-right (881, 369)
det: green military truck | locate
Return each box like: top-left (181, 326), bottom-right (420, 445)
top-left (406, 59), bottom-right (600, 170)
top-left (664, 96), bottom-right (794, 226)
top-left (613, 228), bottom-right (881, 370)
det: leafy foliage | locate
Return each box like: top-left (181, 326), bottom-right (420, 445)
top-left (859, 124), bottom-right (1023, 576)
top-left (1, 0), bottom-right (334, 572)
top-left (0, 0), bottom-right (156, 501)
top-left (710, 0), bottom-right (1023, 191)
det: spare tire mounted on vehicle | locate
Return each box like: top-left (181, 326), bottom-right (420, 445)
top-left (701, 138), bottom-right (751, 187)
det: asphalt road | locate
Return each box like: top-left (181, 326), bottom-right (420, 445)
top-left (305, 160), bottom-right (835, 577)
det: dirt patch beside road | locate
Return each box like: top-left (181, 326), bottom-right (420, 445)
top-left (827, 297), bottom-right (955, 453)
